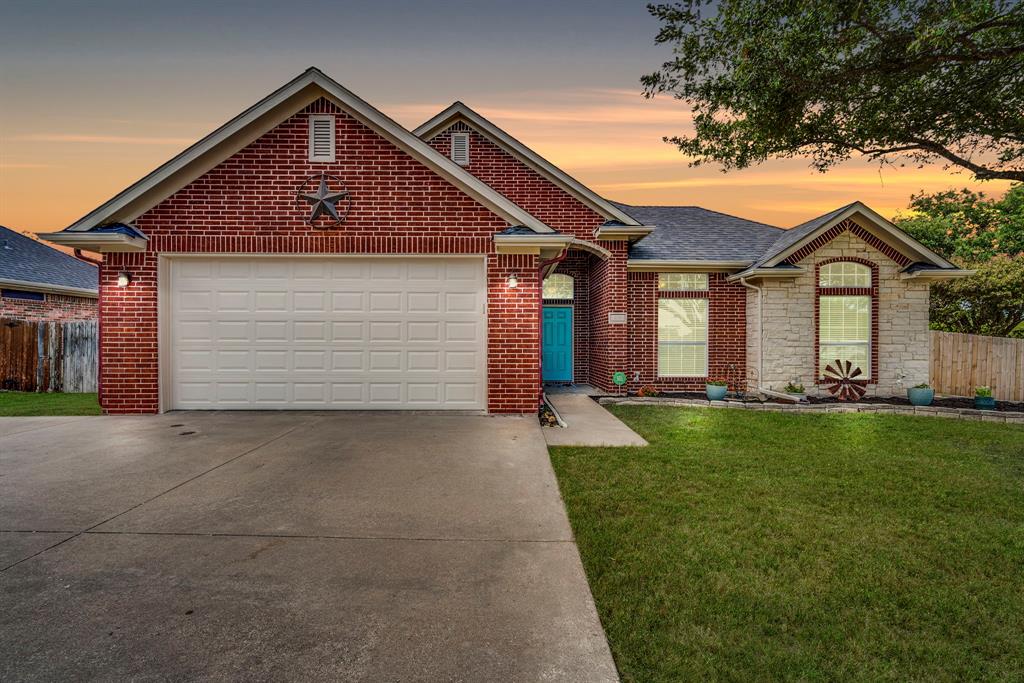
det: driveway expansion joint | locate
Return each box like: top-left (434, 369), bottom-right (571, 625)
top-left (81, 529), bottom-right (576, 544)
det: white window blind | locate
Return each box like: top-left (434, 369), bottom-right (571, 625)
top-left (658, 298), bottom-right (708, 376)
top-left (451, 132), bottom-right (470, 166)
top-left (819, 295), bottom-right (870, 377)
top-left (819, 262), bottom-right (870, 287)
top-left (543, 273), bottom-right (574, 300)
top-left (309, 115), bottom-right (335, 162)
top-left (658, 273), bottom-right (708, 291)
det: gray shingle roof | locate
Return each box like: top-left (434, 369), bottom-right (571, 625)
top-left (610, 202), bottom-right (784, 262)
top-left (0, 226), bottom-right (98, 292)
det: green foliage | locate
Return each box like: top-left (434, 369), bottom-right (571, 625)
top-left (976, 385), bottom-right (994, 397)
top-left (928, 254), bottom-right (1024, 337)
top-left (705, 378), bottom-right (728, 386)
top-left (784, 381), bottom-right (805, 393)
top-left (551, 406), bottom-right (1024, 682)
top-left (643, 1), bottom-right (1024, 181)
top-left (895, 183), bottom-right (1024, 260)
top-left (914, 382), bottom-right (932, 389)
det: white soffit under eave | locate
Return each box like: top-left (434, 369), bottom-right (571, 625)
top-left (414, 103), bottom-right (642, 226)
top-left (764, 202), bottom-right (956, 269)
top-left (64, 69), bottom-right (553, 234)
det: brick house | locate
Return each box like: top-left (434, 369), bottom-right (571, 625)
top-left (0, 225), bottom-right (98, 322)
top-left (43, 68), bottom-right (970, 414)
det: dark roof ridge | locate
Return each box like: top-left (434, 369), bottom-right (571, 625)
top-left (609, 200), bottom-right (784, 232)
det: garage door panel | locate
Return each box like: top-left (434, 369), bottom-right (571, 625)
top-left (169, 257), bottom-right (486, 410)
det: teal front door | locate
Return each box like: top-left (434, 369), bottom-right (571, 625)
top-left (542, 306), bottom-right (573, 382)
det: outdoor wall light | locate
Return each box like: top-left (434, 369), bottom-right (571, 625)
top-left (117, 270), bottom-right (132, 288)
top-left (506, 273), bottom-right (519, 288)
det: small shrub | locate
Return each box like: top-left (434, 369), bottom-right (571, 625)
top-left (637, 385), bottom-right (661, 397)
top-left (706, 378), bottom-right (728, 387)
top-left (784, 382), bottom-right (805, 394)
top-left (913, 382), bottom-right (932, 389)
top-left (975, 385), bottom-right (993, 398)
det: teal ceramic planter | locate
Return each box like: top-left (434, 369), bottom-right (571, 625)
top-left (907, 387), bottom-right (934, 406)
top-left (705, 384), bottom-right (728, 401)
top-left (975, 396), bottom-right (996, 410)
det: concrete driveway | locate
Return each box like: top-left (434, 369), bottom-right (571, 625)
top-left (0, 412), bottom-right (617, 681)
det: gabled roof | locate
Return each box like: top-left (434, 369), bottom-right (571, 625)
top-left (0, 226), bottom-right (98, 295)
top-left (414, 102), bottom-right (642, 226)
top-left (753, 200), bottom-right (956, 269)
top-left (58, 68), bottom-right (553, 235)
top-left (613, 202), bottom-right (784, 262)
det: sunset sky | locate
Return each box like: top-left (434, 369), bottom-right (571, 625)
top-left (0, 0), bottom-right (1012, 237)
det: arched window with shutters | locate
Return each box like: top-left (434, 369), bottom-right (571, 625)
top-left (817, 260), bottom-right (876, 379)
top-left (542, 273), bottom-right (574, 300)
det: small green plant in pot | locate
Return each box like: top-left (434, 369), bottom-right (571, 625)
top-left (705, 378), bottom-right (728, 401)
top-left (783, 381), bottom-right (806, 402)
top-left (907, 383), bottom-right (934, 406)
top-left (975, 386), bottom-right (996, 410)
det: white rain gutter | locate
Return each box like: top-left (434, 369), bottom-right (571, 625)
top-left (738, 277), bottom-right (763, 392)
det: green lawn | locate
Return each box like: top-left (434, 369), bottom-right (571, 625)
top-left (0, 391), bottom-right (101, 416)
top-left (550, 406), bottom-right (1024, 682)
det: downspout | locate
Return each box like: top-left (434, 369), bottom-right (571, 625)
top-left (537, 249), bottom-right (569, 405)
top-left (75, 249), bottom-right (104, 409)
top-left (738, 277), bottom-right (763, 393)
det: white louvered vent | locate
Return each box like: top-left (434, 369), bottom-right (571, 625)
top-left (451, 132), bottom-right (470, 166)
top-left (309, 115), bottom-right (335, 162)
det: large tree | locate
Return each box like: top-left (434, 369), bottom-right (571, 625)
top-left (895, 184), bottom-right (1024, 336)
top-left (643, 0), bottom-right (1024, 181)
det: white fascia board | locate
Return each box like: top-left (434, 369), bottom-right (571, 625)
top-left (628, 259), bottom-right (751, 273)
top-left (64, 69), bottom-right (554, 235)
top-left (0, 277), bottom-right (98, 298)
top-left (37, 231), bottom-right (147, 252)
top-left (415, 103), bottom-right (641, 226)
top-left (594, 225), bottom-right (656, 241)
top-left (900, 268), bottom-right (975, 281)
top-left (763, 201), bottom-right (956, 269)
top-left (726, 266), bottom-right (806, 282)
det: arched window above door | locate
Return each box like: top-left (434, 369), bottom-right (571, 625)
top-left (543, 273), bottom-right (574, 300)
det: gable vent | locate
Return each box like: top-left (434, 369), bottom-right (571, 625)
top-left (309, 115), bottom-right (335, 162)
top-left (451, 131), bottom-right (470, 166)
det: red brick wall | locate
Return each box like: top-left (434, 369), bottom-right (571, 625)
top-left (0, 293), bottom-right (96, 322)
top-left (99, 98), bottom-right (540, 414)
top-left (588, 242), bottom-right (630, 392)
top-left (487, 254), bottom-right (541, 413)
top-left (627, 272), bottom-right (747, 392)
top-left (427, 122), bottom-right (605, 240)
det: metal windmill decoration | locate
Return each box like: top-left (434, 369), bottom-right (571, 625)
top-left (821, 359), bottom-right (868, 401)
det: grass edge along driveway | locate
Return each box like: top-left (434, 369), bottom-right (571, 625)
top-left (549, 406), bottom-right (1024, 682)
top-left (0, 392), bottom-right (101, 416)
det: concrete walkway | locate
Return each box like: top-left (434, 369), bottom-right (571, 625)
top-left (543, 393), bottom-right (648, 447)
top-left (0, 412), bottom-right (617, 682)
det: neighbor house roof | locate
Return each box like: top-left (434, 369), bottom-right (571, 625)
top-left (42, 68), bottom-right (555, 252)
top-left (0, 225), bottom-right (98, 296)
top-left (612, 202), bottom-right (784, 263)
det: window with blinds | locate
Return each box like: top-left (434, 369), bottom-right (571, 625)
top-left (451, 132), bottom-right (470, 166)
top-left (658, 272), bottom-right (708, 291)
top-left (819, 295), bottom-right (870, 377)
top-left (308, 115), bottom-right (335, 162)
top-left (658, 298), bottom-right (708, 376)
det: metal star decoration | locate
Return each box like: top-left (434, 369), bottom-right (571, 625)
top-left (297, 173), bottom-right (351, 226)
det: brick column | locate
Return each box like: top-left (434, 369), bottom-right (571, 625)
top-left (486, 253), bottom-right (540, 413)
top-left (588, 242), bottom-right (629, 392)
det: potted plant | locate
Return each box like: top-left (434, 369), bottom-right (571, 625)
top-left (975, 386), bottom-right (996, 410)
top-left (907, 383), bottom-right (934, 406)
top-left (783, 381), bottom-right (806, 402)
top-left (705, 378), bottom-right (728, 401)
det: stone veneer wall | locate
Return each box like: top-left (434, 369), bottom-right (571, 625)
top-left (749, 230), bottom-right (930, 395)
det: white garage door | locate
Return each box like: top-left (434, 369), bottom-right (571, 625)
top-left (167, 257), bottom-right (487, 410)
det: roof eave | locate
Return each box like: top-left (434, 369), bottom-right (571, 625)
top-left (726, 266), bottom-right (807, 282)
top-left (594, 225), bottom-right (655, 242)
top-left (627, 259), bottom-right (752, 273)
top-left (0, 277), bottom-right (98, 298)
top-left (899, 268), bottom-right (975, 281)
top-left (38, 231), bottom-right (148, 253)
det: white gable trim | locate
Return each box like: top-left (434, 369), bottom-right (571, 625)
top-left (763, 201), bottom-right (956, 269)
top-left (64, 68), bottom-right (553, 234)
top-left (414, 102), bottom-right (641, 226)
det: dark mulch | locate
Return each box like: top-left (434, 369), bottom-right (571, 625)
top-left (641, 391), bottom-right (1024, 413)
top-left (539, 402), bottom-right (560, 426)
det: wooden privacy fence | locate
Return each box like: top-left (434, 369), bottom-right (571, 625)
top-left (0, 318), bottom-right (98, 393)
top-left (931, 330), bottom-right (1024, 402)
